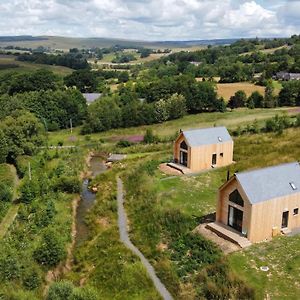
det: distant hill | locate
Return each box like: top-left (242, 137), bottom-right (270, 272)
top-left (0, 35), bottom-right (242, 51)
top-left (0, 36), bottom-right (47, 42)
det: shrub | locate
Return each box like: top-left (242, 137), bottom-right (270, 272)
top-left (228, 90), bottom-right (247, 108)
top-left (33, 230), bottom-right (66, 267)
top-left (0, 182), bottom-right (13, 202)
top-left (20, 179), bottom-right (39, 204)
top-left (0, 254), bottom-right (21, 281)
top-left (54, 176), bottom-right (81, 193)
top-left (47, 281), bottom-right (74, 300)
top-left (22, 269), bottom-right (41, 290)
top-left (143, 129), bottom-right (158, 144)
top-left (116, 140), bottom-right (133, 148)
top-left (264, 114), bottom-right (291, 134)
top-left (170, 233), bottom-right (221, 277)
top-left (296, 114), bottom-right (300, 127)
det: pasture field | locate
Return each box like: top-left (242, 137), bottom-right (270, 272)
top-left (216, 82), bottom-right (266, 100)
top-left (0, 54), bottom-right (73, 76)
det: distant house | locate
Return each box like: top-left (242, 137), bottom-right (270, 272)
top-left (275, 72), bottom-right (300, 81)
top-left (82, 93), bottom-right (102, 105)
top-left (216, 162), bottom-right (300, 243)
top-left (169, 127), bottom-right (233, 173)
top-left (190, 61), bottom-right (202, 66)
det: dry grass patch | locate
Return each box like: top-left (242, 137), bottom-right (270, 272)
top-left (217, 82), bottom-right (265, 101)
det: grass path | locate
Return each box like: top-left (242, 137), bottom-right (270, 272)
top-left (0, 165), bottom-right (20, 239)
top-left (117, 178), bottom-right (173, 300)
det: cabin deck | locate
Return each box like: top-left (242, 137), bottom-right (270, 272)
top-left (206, 222), bottom-right (252, 248)
top-left (167, 162), bottom-right (192, 174)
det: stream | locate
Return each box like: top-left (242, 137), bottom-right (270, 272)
top-left (75, 156), bottom-right (107, 245)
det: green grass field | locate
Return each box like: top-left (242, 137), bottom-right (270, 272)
top-left (0, 55), bottom-right (73, 76)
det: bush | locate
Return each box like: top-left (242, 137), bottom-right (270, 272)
top-left (33, 230), bottom-right (66, 267)
top-left (47, 281), bottom-right (99, 300)
top-left (264, 114), bottom-right (291, 134)
top-left (0, 255), bottom-right (21, 281)
top-left (170, 233), bottom-right (221, 277)
top-left (0, 182), bottom-right (13, 202)
top-left (20, 179), bottom-right (39, 204)
top-left (54, 176), bottom-right (81, 193)
top-left (143, 129), bottom-right (158, 144)
top-left (22, 269), bottom-right (41, 290)
top-left (47, 281), bottom-right (74, 300)
top-left (116, 140), bottom-right (133, 148)
top-left (228, 90), bottom-right (247, 108)
top-left (197, 260), bottom-right (255, 300)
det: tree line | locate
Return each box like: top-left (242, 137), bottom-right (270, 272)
top-left (17, 52), bottom-right (89, 70)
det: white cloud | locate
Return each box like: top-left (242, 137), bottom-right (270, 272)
top-left (0, 0), bottom-right (298, 40)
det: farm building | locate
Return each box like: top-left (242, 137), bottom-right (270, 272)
top-left (274, 72), bottom-right (300, 81)
top-left (82, 93), bottom-right (102, 105)
top-left (215, 162), bottom-right (300, 244)
top-left (169, 126), bottom-right (233, 173)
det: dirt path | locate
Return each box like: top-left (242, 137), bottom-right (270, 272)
top-left (117, 178), bottom-right (173, 300)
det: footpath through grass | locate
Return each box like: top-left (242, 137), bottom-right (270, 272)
top-left (65, 168), bottom-right (161, 300)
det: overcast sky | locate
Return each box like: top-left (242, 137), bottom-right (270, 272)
top-left (0, 0), bottom-right (299, 41)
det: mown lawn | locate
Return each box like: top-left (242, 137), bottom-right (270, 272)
top-left (229, 235), bottom-right (300, 300)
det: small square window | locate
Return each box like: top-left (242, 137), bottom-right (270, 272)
top-left (220, 153), bottom-right (224, 157)
top-left (294, 208), bottom-right (299, 216)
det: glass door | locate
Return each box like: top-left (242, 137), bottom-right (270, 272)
top-left (228, 205), bottom-right (243, 232)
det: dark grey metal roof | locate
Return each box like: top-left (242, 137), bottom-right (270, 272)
top-left (236, 162), bottom-right (300, 205)
top-left (82, 93), bottom-right (101, 104)
top-left (182, 126), bottom-right (232, 147)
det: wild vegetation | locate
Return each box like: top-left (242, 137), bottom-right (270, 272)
top-left (0, 35), bottom-right (299, 299)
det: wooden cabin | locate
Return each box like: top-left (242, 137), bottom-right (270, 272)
top-left (216, 162), bottom-right (300, 243)
top-left (172, 127), bottom-right (233, 173)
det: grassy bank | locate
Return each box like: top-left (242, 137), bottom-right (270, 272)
top-left (65, 167), bottom-right (161, 299)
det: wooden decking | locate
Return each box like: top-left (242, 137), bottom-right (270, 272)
top-left (206, 222), bottom-right (252, 248)
top-left (167, 162), bottom-right (192, 174)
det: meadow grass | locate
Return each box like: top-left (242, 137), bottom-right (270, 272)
top-left (149, 127), bottom-right (300, 298)
top-left (47, 107), bottom-right (292, 146)
top-left (0, 55), bottom-right (73, 76)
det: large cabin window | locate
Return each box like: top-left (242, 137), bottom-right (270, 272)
top-left (180, 140), bottom-right (188, 150)
top-left (229, 189), bottom-right (244, 207)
